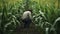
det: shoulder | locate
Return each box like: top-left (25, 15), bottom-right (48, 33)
top-left (23, 11), bottom-right (31, 14)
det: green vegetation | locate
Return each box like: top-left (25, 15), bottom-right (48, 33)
top-left (0, 0), bottom-right (60, 34)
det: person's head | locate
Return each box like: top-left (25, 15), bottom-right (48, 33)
top-left (26, 9), bottom-right (32, 13)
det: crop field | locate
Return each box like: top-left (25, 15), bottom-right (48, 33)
top-left (0, 0), bottom-right (60, 34)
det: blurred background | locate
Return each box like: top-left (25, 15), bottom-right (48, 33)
top-left (0, 0), bottom-right (60, 34)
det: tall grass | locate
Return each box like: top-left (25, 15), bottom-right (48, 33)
top-left (0, 0), bottom-right (60, 34)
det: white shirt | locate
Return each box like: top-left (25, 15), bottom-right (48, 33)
top-left (22, 11), bottom-right (32, 19)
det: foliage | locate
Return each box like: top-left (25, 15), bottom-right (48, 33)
top-left (0, 0), bottom-right (60, 34)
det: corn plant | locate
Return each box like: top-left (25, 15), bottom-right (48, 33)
top-left (0, 0), bottom-right (60, 34)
